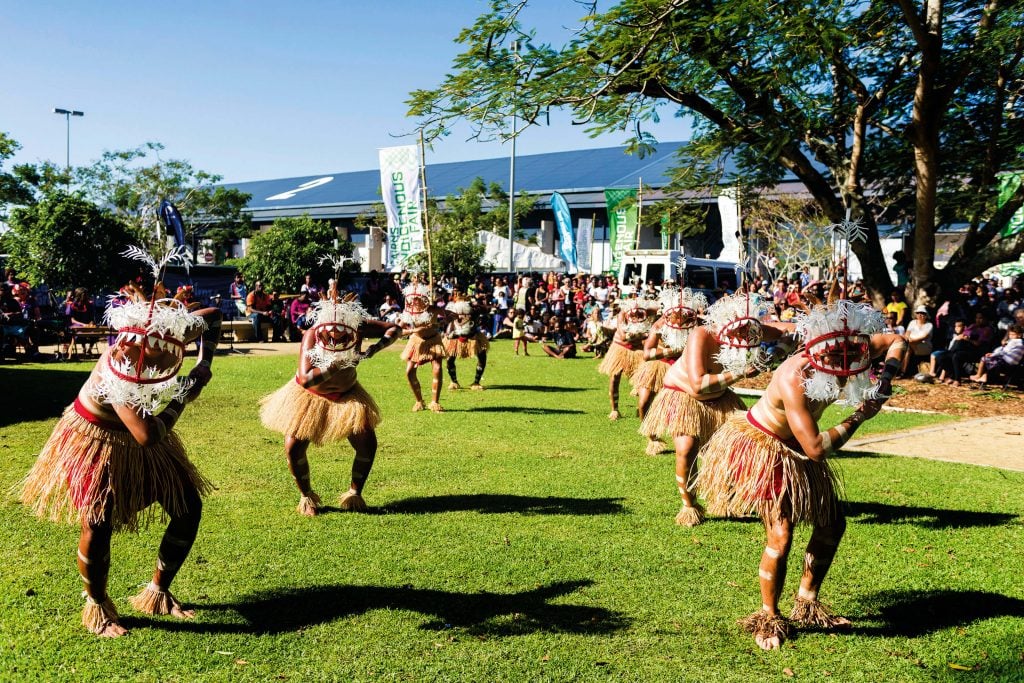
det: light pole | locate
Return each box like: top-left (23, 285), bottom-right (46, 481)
top-left (52, 107), bottom-right (84, 175)
top-left (507, 41), bottom-right (522, 274)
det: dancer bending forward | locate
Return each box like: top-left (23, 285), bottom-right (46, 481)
top-left (696, 300), bottom-right (906, 650)
top-left (21, 253), bottom-right (221, 637)
top-left (261, 290), bottom-right (399, 515)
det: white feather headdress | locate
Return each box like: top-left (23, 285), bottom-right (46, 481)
top-left (704, 293), bottom-right (775, 374)
top-left (796, 300), bottom-right (884, 405)
top-left (304, 298), bottom-right (370, 371)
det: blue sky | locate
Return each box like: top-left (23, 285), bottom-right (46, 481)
top-left (1, 1), bottom-right (693, 184)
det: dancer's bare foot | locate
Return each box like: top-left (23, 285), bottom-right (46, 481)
top-left (449, 382), bottom-right (461, 390)
top-left (469, 383), bottom-right (484, 391)
top-left (429, 401), bottom-right (444, 413)
top-left (98, 621), bottom-right (128, 637)
top-left (169, 602), bottom-right (195, 620)
top-left (83, 596), bottom-right (127, 637)
top-left (740, 610), bottom-right (790, 651)
top-left (608, 410), bottom-right (620, 420)
top-left (790, 597), bottom-right (852, 630)
top-left (412, 401), bottom-right (424, 412)
top-left (645, 438), bottom-right (664, 456)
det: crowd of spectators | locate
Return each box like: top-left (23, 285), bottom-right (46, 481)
top-left (2, 261), bottom-right (1022, 390)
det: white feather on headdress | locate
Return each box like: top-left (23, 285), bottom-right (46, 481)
top-left (618, 298), bottom-right (654, 337)
top-left (704, 293), bottom-right (774, 374)
top-left (93, 359), bottom-right (192, 416)
top-left (796, 300), bottom-right (885, 405)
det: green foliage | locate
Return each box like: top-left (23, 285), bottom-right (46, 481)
top-left (1, 349), bottom-right (1020, 680)
top-left (237, 214), bottom-right (352, 293)
top-left (0, 132), bottom-right (36, 215)
top-left (5, 192), bottom-right (136, 292)
top-left (409, 1), bottom-right (1024, 298)
top-left (75, 142), bottom-right (252, 258)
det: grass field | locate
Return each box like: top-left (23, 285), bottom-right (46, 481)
top-left (1, 341), bottom-right (1022, 682)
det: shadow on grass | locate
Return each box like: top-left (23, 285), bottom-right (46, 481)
top-left (125, 579), bottom-right (629, 636)
top-left (0, 366), bottom-right (90, 426)
top-left (486, 384), bottom-right (588, 393)
top-left (832, 449), bottom-right (886, 460)
top-left (847, 501), bottom-right (1016, 529)
top-left (852, 589), bottom-right (1024, 637)
top-left (463, 406), bottom-right (586, 415)
top-left (380, 493), bottom-right (626, 516)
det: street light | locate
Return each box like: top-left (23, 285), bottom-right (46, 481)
top-left (507, 41), bottom-right (522, 273)
top-left (52, 107), bottom-right (84, 173)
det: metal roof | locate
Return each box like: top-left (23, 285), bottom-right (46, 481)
top-left (221, 142), bottom-right (694, 216)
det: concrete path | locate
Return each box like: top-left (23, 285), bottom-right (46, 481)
top-left (845, 416), bottom-right (1024, 472)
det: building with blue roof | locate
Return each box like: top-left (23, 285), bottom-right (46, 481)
top-left (217, 142), bottom-right (797, 271)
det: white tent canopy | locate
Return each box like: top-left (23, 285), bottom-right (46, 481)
top-left (477, 231), bottom-right (566, 271)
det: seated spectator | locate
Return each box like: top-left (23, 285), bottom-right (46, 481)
top-left (61, 287), bottom-right (97, 357)
top-left (969, 324), bottom-right (1023, 384)
top-left (290, 290), bottom-right (313, 339)
top-left (377, 294), bottom-right (400, 323)
top-left (229, 272), bottom-right (248, 316)
top-left (882, 311), bottom-right (906, 336)
top-left (542, 317), bottom-right (577, 359)
top-left (903, 306), bottom-right (933, 376)
top-left (268, 290), bottom-right (287, 342)
top-left (246, 280), bottom-right (280, 342)
top-left (885, 290), bottom-right (909, 328)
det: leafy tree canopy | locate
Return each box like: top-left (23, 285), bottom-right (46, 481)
top-left (0, 132), bottom-right (36, 216)
top-left (236, 215), bottom-right (353, 293)
top-left (5, 192), bottom-right (137, 293)
top-left (409, 0), bottom-right (1024, 303)
top-left (75, 142), bottom-right (252, 260)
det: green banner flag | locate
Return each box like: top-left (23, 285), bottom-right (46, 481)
top-left (998, 171), bottom-right (1024, 238)
top-left (604, 188), bottom-right (637, 275)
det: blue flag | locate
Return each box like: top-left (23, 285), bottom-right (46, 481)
top-left (550, 192), bottom-right (576, 269)
top-left (158, 200), bottom-right (187, 248)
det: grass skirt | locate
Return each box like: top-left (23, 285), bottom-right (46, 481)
top-left (445, 333), bottom-right (488, 359)
top-left (597, 342), bottom-right (643, 378)
top-left (639, 387), bottom-right (744, 440)
top-left (694, 414), bottom-right (842, 526)
top-left (402, 330), bottom-right (447, 364)
top-left (260, 379), bottom-right (381, 446)
top-left (20, 404), bottom-right (211, 533)
top-left (630, 359), bottom-right (669, 395)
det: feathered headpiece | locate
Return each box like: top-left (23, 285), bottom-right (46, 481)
top-left (93, 246), bottom-right (205, 415)
top-left (400, 281), bottom-right (433, 327)
top-left (618, 298), bottom-right (655, 338)
top-left (796, 300), bottom-right (884, 405)
top-left (659, 285), bottom-right (708, 351)
top-left (704, 292), bottom-right (775, 374)
top-left (304, 293), bottom-right (370, 371)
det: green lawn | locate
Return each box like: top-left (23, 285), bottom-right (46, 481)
top-left (1, 342), bottom-right (1021, 682)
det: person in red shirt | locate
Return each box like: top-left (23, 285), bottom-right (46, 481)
top-left (246, 281), bottom-right (275, 342)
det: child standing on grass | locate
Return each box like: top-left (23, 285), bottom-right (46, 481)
top-left (510, 309), bottom-right (529, 355)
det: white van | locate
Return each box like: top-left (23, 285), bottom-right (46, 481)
top-left (618, 250), bottom-right (743, 295)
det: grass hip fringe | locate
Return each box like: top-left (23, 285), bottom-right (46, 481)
top-left (444, 334), bottom-right (488, 359)
top-left (20, 406), bottom-right (211, 533)
top-left (82, 596), bottom-right (121, 634)
top-left (629, 359), bottom-right (668, 395)
top-left (695, 415), bottom-right (843, 527)
top-left (401, 330), bottom-right (448, 364)
top-left (638, 387), bottom-right (744, 440)
top-left (597, 343), bottom-right (644, 378)
top-left (260, 380), bottom-right (380, 446)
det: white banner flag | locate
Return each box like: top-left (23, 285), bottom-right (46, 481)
top-left (576, 218), bottom-right (593, 272)
top-left (379, 145), bottom-right (424, 270)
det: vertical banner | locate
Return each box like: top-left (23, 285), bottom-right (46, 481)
top-left (604, 188), bottom-right (637, 275)
top-left (998, 171), bottom-right (1024, 238)
top-left (659, 213), bottom-right (670, 249)
top-left (717, 189), bottom-right (741, 262)
top-left (576, 218), bottom-right (593, 272)
top-left (378, 145), bottom-right (424, 270)
top-left (550, 192), bottom-right (576, 270)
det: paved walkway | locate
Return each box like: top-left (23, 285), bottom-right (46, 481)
top-left (845, 416), bottom-right (1024, 472)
